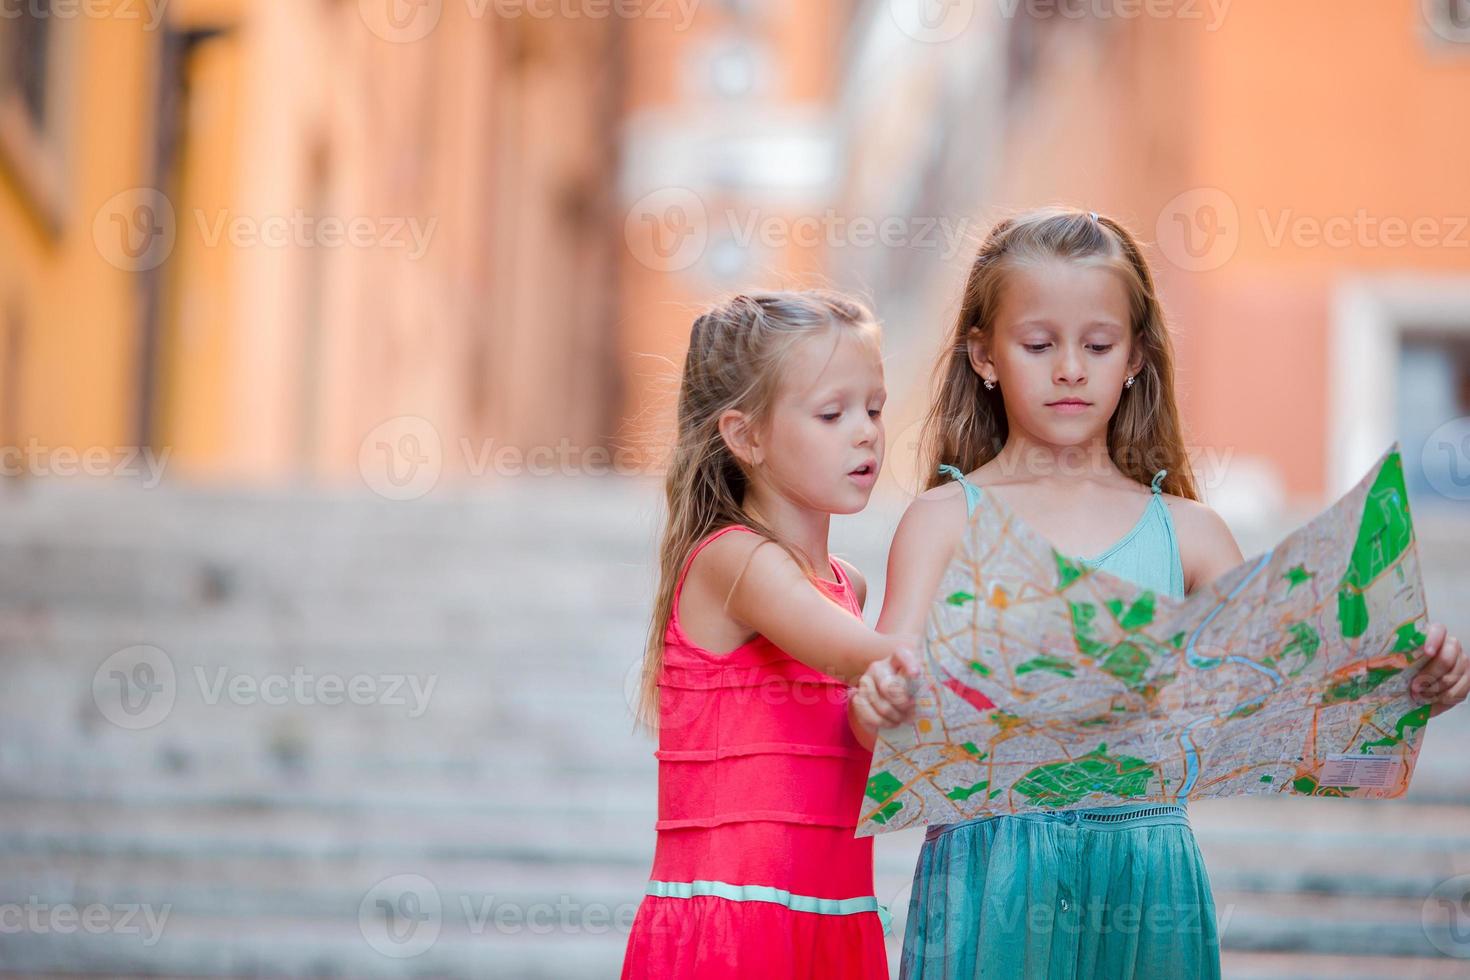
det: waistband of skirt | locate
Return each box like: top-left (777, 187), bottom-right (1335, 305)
top-left (924, 803), bottom-right (1190, 843)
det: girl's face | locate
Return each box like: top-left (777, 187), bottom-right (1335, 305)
top-left (738, 327), bottom-right (887, 515)
top-left (970, 259), bottom-right (1144, 448)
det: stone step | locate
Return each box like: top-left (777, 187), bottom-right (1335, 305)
top-left (0, 474), bottom-right (662, 533)
top-left (0, 908), bottom-right (631, 979)
top-left (2, 851), bottom-right (649, 923)
top-left (0, 550), bottom-right (655, 614)
top-left (0, 798), bottom-right (657, 869)
top-left (0, 483), bottom-right (663, 615)
top-left (0, 603), bottom-right (650, 650)
top-left (0, 732), bottom-right (659, 798)
top-left (7, 794), bottom-right (1470, 886)
top-left (0, 628), bottom-right (650, 684)
top-left (1209, 889), bottom-right (1467, 960)
top-left (1219, 950), bottom-right (1470, 978)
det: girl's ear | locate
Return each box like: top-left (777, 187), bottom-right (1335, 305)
top-left (1127, 347), bottom-right (1146, 380)
top-left (965, 333), bottom-right (997, 387)
top-left (718, 409), bottom-right (763, 466)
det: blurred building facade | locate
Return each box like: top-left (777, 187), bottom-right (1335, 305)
top-left (621, 0), bottom-right (1470, 517)
top-left (2, 0), bottom-right (1468, 508)
top-left (1, 0), bottom-right (623, 484)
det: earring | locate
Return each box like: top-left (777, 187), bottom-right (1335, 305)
top-left (984, 378), bottom-right (996, 390)
top-left (1124, 375), bottom-right (1135, 389)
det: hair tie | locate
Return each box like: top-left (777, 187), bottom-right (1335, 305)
top-left (1089, 211), bottom-right (1099, 223)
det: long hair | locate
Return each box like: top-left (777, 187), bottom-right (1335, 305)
top-left (635, 290), bottom-right (881, 733)
top-left (920, 206), bottom-right (1199, 501)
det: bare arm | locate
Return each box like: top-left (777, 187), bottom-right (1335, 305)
top-left (875, 491), bottom-right (966, 636)
top-left (700, 532), bottom-right (901, 684)
top-left (848, 488), bottom-right (971, 747)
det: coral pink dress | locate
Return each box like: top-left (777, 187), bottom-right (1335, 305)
top-left (620, 525), bottom-right (890, 980)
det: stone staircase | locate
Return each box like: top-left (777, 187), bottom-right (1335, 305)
top-left (0, 476), bottom-right (1466, 978)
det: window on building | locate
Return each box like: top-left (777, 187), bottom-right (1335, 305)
top-left (0, 2), bottom-right (64, 231)
top-left (1425, 0), bottom-right (1470, 44)
top-left (1397, 328), bottom-right (1470, 507)
top-left (0, 3), bottom-right (51, 131)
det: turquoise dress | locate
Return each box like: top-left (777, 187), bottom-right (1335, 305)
top-left (900, 467), bottom-right (1221, 980)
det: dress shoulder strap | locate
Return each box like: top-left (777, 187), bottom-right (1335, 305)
top-left (938, 463), bottom-right (981, 518)
top-left (1150, 469), bottom-right (1167, 495)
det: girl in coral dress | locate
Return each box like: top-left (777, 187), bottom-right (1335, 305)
top-left (620, 290), bottom-right (908, 980)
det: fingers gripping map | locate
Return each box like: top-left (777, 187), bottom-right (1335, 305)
top-left (858, 444), bottom-right (1431, 837)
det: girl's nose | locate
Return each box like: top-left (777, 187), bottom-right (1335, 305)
top-left (1056, 348), bottom-right (1086, 383)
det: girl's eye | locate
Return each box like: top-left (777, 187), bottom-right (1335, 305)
top-left (868, 409), bottom-right (883, 419)
top-left (1024, 343), bottom-right (1114, 353)
top-left (819, 412), bottom-right (841, 422)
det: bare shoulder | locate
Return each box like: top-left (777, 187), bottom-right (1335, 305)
top-left (692, 526), bottom-right (851, 604)
top-left (687, 525), bottom-right (789, 596)
top-left (833, 557), bottom-right (867, 610)
top-left (908, 480), bottom-right (973, 531)
top-left (1163, 493), bottom-right (1236, 543)
top-left (1161, 493), bottom-right (1245, 593)
top-left (886, 481), bottom-right (974, 573)
top-left (679, 526), bottom-right (796, 648)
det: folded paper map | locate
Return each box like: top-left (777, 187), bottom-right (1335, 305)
top-left (858, 443), bottom-right (1431, 837)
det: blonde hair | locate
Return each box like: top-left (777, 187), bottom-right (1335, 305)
top-left (920, 207), bottom-right (1199, 501)
top-left (636, 290), bottom-right (881, 732)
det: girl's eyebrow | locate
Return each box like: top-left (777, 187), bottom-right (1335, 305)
top-left (810, 385), bottom-right (855, 403)
top-left (1014, 318), bottom-right (1124, 333)
top-left (811, 382), bottom-right (888, 404)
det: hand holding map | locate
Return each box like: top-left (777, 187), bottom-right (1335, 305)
top-left (858, 444), bottom-right (1432, 837)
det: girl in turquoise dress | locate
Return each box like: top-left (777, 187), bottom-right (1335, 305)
top-left (907, 464), bottom-right (1214, 978)
top-left (845, 207), bottom-right (1468, 978)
